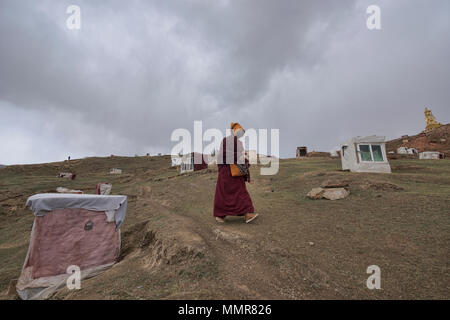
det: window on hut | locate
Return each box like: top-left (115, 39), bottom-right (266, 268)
top-left (371, 145), bottom-right (384, 161)
top-left (359, 145), bottom-right (372, 161)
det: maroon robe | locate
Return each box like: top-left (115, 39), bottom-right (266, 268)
top-left (213, 136), bottom-right (254, 217)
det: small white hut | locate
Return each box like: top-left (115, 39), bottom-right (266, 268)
top-left (330, 150), bottom-right (339, 158)
top-left (171, 156), bottom-right (182, 167)
top-left (180, 153), bottom-right (194, 173)
top-left (340, 136), bottom-right (391, 173)
top-left (397, 146), bottom-right (408, 154)
top-left (180, 153), bottom-right (208, 174)
top-left (419, 151), bottom-right (443, 160)
top-left (110, 168), bottom-right (122, 174)
top-left (397, 146), bottom-right (418, 155)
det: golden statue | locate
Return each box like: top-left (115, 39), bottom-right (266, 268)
top-left (424, 107), bottom-right (442, 132)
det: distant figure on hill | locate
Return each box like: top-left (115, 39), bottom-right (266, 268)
top-left (213, 123), bottom-right (258, 224)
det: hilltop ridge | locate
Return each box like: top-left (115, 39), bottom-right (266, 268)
top-left (386, 123), bottom-right (450, 156)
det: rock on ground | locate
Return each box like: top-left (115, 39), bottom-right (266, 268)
top-left (307, 187), bottom-right (325, 199)
top-left (322, 188), bottom-right (350, 200)
top-left (307, 187), bottom-right (350, 200)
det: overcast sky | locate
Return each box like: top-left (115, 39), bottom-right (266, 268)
top-left (0, 0), bottom-right (449, 165)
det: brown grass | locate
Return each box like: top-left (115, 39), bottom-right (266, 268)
top-left (0, 156), bottom-right (449, 299)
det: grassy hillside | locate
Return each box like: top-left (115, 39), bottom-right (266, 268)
top-left (0, 156), bottom-right (449, 299)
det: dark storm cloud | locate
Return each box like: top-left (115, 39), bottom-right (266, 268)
top-left (152, 0), bottom-right (358, 105)
top-left (0, 0), bottom-right (449, 164)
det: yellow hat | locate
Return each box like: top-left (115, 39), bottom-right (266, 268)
top-left (230, 122), bottom-right (244, 134)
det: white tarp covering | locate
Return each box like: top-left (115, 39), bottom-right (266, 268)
top-left (340, 136), bottom-right (391, 173)
top-left (26, 193), bottom-right (127, 227)
top-left (18, 194), bottom-right (128, 300)
top-left (419, 151), bottom-right (441, 160)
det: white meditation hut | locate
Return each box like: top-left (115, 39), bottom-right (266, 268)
top-left (340, 136), bottom-right (391, 173)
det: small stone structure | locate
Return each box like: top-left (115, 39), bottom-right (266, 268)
top-left (296, 146), bottom-right (307, 158)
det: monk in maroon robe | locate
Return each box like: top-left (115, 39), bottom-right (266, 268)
top-left (213, 123), bottom-right (258, 224)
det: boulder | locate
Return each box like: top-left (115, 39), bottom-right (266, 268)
top-left (307, 187), bottom-right (325, 199)
top-left (322, 188), bottom-right (350, 200)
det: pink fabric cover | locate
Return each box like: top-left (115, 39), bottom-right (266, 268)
top-left (26, 208), bottom-right (120, 279)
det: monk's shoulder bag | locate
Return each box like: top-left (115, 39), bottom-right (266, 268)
top-left (224, 136), bottom-right (248, 177)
